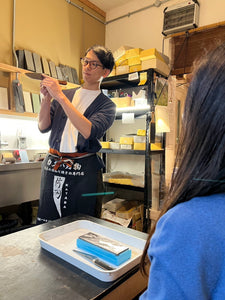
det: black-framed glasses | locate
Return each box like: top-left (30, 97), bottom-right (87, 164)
top-left (80, 58), bottom-right (104, 70)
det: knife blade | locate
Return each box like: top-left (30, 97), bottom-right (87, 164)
top-left (25, 72), bottom-right (67, 85)
top-left (73, 249), bottom-right (115, 271)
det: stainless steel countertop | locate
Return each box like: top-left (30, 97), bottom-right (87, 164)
top-left (0, 161), bottom-right (42, 172)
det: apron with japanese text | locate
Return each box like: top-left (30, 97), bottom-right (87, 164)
top-left (37, 152), bottom-right (104, 224)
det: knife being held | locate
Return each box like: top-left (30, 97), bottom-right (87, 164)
top-left (73, 248), bottom-right (115, 271)
top-left (25, 72), bottom-right (67, 85)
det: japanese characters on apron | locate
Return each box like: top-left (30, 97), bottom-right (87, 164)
top-left (37, 152), bottom-right (104, 224)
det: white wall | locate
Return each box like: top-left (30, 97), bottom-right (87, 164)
top-left (105, 0), bottom-right (225, 56)
top-left (0, 116), bottom-right (49, 160)
top-left (105, 0), bottom-right (225, 179)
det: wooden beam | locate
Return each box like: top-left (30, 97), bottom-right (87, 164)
top-left (78, 0), bottom-right (106, 18)
top-left (169, 20), bottom-right (225, 38)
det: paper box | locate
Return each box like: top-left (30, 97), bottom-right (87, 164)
top-left (140, 48), bottom-right (164, 62)
top-left (100, 141), bottom-right (110, 148)
top-left (112, 97), bottom-right (131, 108)
top-left (137, 129), bottom-right (146, 136)
top-left (133, 143), bottom-right (145, 151)
top-left (116, 65), bottom-right (129, 75)
top-left (115, 54), bottom-right (128, 67)
top-left (102, 198), bottom-right (127, 212)
top-left (120, 137), bottom-right (134, 144)
top-left (133, 135), bottom-right (146, 143)
top-left (113, 45), bottom-right (133, 61)
top-left (128, 57), bottom-right (141, 66)
top-left (129, 64), bottom-right (142, 73)
top-left (125, 48), bottom-right (143, 59)
top-left (142, 58), bottom-right (170, 77)
top-left (116, 201), bottom-right (142, 219)
top-left (109, 68), bottom-right (116, 77)
top-left (109, 142), bottom-right (120, 149)
top-left (120, 144), bottom-right (133, 150)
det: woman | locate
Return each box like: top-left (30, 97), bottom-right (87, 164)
top-left (140, 42), bottom-right (225, 299)
top-left (37, 45), bottom-right (115, 224)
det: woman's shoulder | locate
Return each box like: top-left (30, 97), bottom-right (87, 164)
top-left (158, 193), bottom-right (225, 231)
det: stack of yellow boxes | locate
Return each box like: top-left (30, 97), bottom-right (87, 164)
top-left (133, 129), bottom-right (163, 151)
top-left (112, 46), bottom-right (169, 77)
top-left (140, 48), bottom-right (170, 77)
top-left (126, 48), bottom-right (143, 73)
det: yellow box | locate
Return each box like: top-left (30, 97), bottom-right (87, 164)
top-left (112, 97), bottom-right (131, 108)
top-left (100, 141), bottom-right (110, 148)
top-left (137, 129), bottom-right (146, 136)
top-left (134, 143), bottom-right (145, 150)
top-left (115, 54), bottom-right (128, 67)
top-left (116, 65), bottom-right (129, 75)
top-left (140, 48), bottom-right (164, 62)
top-left (113, 45), bottom-right (133, 61)
top-left (125, 48), bottom-right (143, 59)
top-left (129, 64), bottom-right (142, 73)
top-left (120, 137), bottom-right (134, 144)
top-left (133, 142), bottom-right (163, 151)
top-left (128, 56), bottom-right (141, 66)
top-left (151, 143), bottom-right (163, 151)
top-left (109, 68), bottom-right (116, 77)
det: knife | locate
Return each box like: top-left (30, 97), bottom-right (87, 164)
top-left (73, 249), bottom-right (115, 271)
top-left (25, 72), bottom-right (67, 85)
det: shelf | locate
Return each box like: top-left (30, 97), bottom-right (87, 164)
top-left (100, 149), bottom-right (164, 155)
top-left (0, 109), bottom-right (38, 119)
top-left (103, 182), bottom-right (144, 192)
top-left (115, 105), bottom-right (150, 119)
top-left (0, 62), bottom-right (80, 118)
top-left (101, 70), bottom-right (152, 90)
top-left (0, 63), bottom-right (80, 88)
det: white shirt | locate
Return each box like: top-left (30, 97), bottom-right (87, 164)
top-left (60, 87), bottom-right (101, 153)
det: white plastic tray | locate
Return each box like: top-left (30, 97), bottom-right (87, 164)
top-left (39, 220), bottom-right (147, 282)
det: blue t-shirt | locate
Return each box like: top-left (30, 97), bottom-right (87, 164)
top-left (140, 193), bottom-right (225, 300)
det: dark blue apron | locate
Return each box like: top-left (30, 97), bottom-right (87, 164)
top-left (37, 153), bottom-right (104, 224)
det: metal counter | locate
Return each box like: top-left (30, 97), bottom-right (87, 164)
top-left (0, 161), bottom-right (42, 207)
top-left (0, 214), bottom-right (148, 300)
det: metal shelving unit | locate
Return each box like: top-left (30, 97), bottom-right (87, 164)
top-left (101, 69), bottom-right (166, 232)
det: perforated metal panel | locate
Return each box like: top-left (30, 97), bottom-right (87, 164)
top-left (162, 1), bottom-right (199, 36)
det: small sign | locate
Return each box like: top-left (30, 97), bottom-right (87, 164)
top-left (138, 72), bottom-right (147, 85)
top-left (128, 72), bottom-right (139, 81)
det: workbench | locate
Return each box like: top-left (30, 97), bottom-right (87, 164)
top-left (0, 215), bottom-right (148, 300)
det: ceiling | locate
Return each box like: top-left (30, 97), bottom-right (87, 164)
top-left (88, 0), bottom-right (131, 12)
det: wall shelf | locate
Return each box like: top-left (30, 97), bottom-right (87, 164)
top-left (101, 68), bottom-right (167, 232)
top-left (0, 62), bottom-right (79, 118)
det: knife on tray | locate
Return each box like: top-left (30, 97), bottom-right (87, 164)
top-left (25, 72), bottom-right (67, 85)
top-left (73, 248), bottom-right (115, 271)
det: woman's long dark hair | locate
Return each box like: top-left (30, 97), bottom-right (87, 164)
top-left (140, 42), bottom-right (225, 275)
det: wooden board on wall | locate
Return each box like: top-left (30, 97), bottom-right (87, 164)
top-left (170, 22), bottom-right (225, 75)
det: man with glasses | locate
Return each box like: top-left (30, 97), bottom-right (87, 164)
top-left (37, 45), bottom-right (115, 224)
